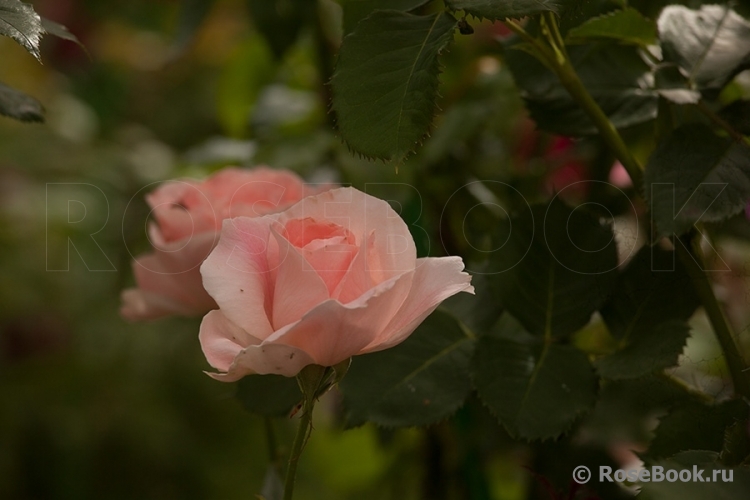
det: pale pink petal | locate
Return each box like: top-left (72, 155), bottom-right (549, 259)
top-left (200, 217), bottom-right (275, 340)
top-left (271, 228), bottom-right (329, 330)
top-left (120, 288), bottom-right (201, 321)
top-left (273, 187), bottom-right (416, 283)
top-left (263, 269), bottom-right (415, 366)
top-left (199, 310), bottom-right (262, 372)
top-left (333, 231), bottom-right (375, 303)
top-left (362, 257), bottom-right (474, 353)
top-left (219, 342), bottom-right (315, 379)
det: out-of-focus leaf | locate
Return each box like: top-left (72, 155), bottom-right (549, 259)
top-left (340, 310), bottom-right (474, 427)
top-left (0, 81), bottom-right (44, 122)
top-left (331, 10), bottom-right (456, 161)
top-left (647, 399), bottom-right (749, 459)
top-left (0, 0), bottom-right (43, 61)
top-left (653, 64), bottom-right (701, 104)
top-left (488, 200), bottom-right (619, 339)
top-left (235, 374), bottom-right (301, 417)
top-left (644, 123), bottom-right (750, 238)
top-left (504, 42), bottom-right (657, 135)
top-left (339, 0), bottom-right (430, 34)
top-left (247, 0), bottom-right (316, 59)
top-left (217, 37), bottom-right (275, 137)
top-left (566, 8), bottom-right (657, 46)
top-left (719, 99), bottom-right (750, 135)
top-left (639, 451), bottom-right (750, 499)
top-left (596, 246), bottom-right (699, 379)
top-left (445, 0), bottom-right (572, 20)
top-left (473, 334), bottom-right (597, 440)
top-left (658, 5), bottom-right (750, 89)
top-left (167, 0), bottom-right (215, 59)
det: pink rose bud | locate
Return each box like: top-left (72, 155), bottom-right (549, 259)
top-left (120, 167), bottom-right (321, 321)
top-left (199, 187), bottom-right (474, 380)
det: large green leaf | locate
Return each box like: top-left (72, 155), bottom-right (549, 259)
top-left (440, 271), bottom-right (502, 336)
top-left (489, 200), bottom-right (619, 339)
top-left (504, 41), bottom-right (657, 135)
top-left (473, 334), bottom-right (597, 440)
top-left (339, 310), bottom-right (474, 427)
top-left (339, 0), bottom-right (430, 34)
top-left (658, 4), bottom-right (750, 90)
top-left (331, 10), bottom-right (457, 161)
top-left (445, 0), bottom-right (570, 20)
top-left (644, 123), bottom-right (750, 238)
top-left (0, 81), bottom-right (43, 122)
top-left (235, 374), bottom-right (302, 417)
top-left (0, 0), bottom-right (43, 61)
top-left (247, 0), bottom-right (316, 59)
top-left (647, 399), bottom-right (749, 459)
top-left (595, 246), bottom-right (699, 379)
top-left (566, 8), bottom-right (657, 46)
top-left (639, 451), bottom-right (750, 500)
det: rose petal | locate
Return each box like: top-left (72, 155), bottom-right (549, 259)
top-left (274, 187), bottom-right (416, 283)
top-left (199, 310), bottom-right (262, 372)
top-left (271, 228), bottom-right (329, 330)
top-left (333, 230), bottom-right (375, 303)
top-left (201, 217), bottom-right (275, 340)
top-left (362, 257), bottom-right (474, 353)
top-left (263, 268), bottom-right (415, 366)
top-left (120, 288), bottom-right (200, 321)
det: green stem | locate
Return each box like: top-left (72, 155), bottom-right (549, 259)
top-left (283, 400), bottom-right (315, 500)
top-left (696, 100), bottom-right (750, 146)
top-left (676, 232), bottom-right (750, 399)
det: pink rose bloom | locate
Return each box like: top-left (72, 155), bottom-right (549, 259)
top-left (199, 187), bottom-right (474, 380)
top-left (121, 167), bottom-right (317, 321)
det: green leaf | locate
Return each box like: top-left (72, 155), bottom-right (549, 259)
top-left (445, 0), bottom-right (570, 20)
top-left (235, 374), bottom-right (302, 417)
top-left (0, 0), bottom-right (43, 61)
top-left (440, 270), bottom-right (502, 336)
top-left (247, 0), bottom-right (316, 59)
top-left (339, 310), bottom-right (474, 427)
top-left (638, 452), bottom-right (750, 500)
top-left (658, 5), bottom-right (750, 90)
top-left (566, 8), bottom-right (657, 46)
top-left (653, 64), bottom-right (701, 105)
top-left (489, 200), bottom-right (619, 339)
top-left (644, 123), bottom-right (750, 238)
top-left (595, 246), bottom-right (700, 379)
top-left (504, 41), bottom-right (657, 135)
top-left (648, 399), bottom-right (749, 459)
top-left (331, 10), bottom-right (457, 161)
top-left (339, 0), bottom-right (430, 34)
top-left (167, 0), bottom-right (215, 59)
top-left (0, 81), bottom-right (43, 122)
top-left (473, 335), bottom-right (597, 440)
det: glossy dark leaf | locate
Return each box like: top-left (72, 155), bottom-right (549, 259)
top-left (0, 81), bottom-right (44, 122)
top-left (340, 310), bottom-right (474, 427)
top-left (445, 0), bottom-right (571, 20)
top-left (331, 10), bottom-right (457, 161)
top-left (0, 0), bottom-right (43, 61)
top-left (658, 5), bottom-right (750, 89)
top-left (473, 334), bottom-right (597, 440)
top-left (504, 42), bottom-right (657, 135)
top-left (566, 7), bottom-right (657, 46)
top-left (340, 0), bottom-right (429, 34)
top-left (489, 200), bottom-right (619, 339)
top-left (644, 123), bottom-right (750, 238)
top-left (596, 246), bottom-right (699, 379)
top-left (648, 399), bottom-right (749, 459)
top-left (235, 374), bottom-right (301, 417)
